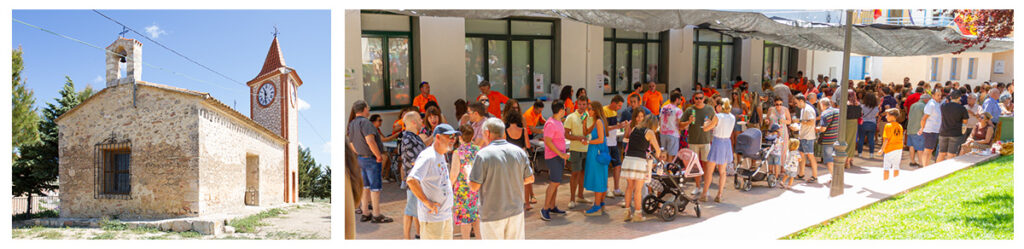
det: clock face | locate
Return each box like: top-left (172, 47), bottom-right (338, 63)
top-left (258, 82), bottom-right (275, 107)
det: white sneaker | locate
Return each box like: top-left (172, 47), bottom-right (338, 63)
top-left (576, 198), bottom-right (592, 204)
top-left (691, 188), bottom-right (702, 196)
top-left (568, 202), bottom-right (577, 209)
top-left (613, 189), bottom-right (625, 197)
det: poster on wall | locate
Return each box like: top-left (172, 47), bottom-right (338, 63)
top-left (534, 74), bottom-right (545, 95)
top-left (994, 60), bottom-right (1005, 74)
top-left (632, 68), bottom-right (641, 84)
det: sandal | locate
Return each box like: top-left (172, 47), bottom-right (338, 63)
top-left (714, 195), bottom-right (722, 203)
top-left (355, 208), bottom-right (362, 215)
top-left (371, 215), bottom-right (394, 223)
top-left (808, 177), bottom-right (817, 183)
top-left (360, 214), bottom-right (372, 222)
top-left (530, 196), bottom-right (538, 204)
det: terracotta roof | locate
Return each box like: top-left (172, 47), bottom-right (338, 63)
top-left (56, 81), bottom-right (287, 144)
top-left (257, 37), bottom-right (286, 78)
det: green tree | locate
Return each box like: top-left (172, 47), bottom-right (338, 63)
top-left (314, 166), bottom-right (331, 202)
top-left (297, 146), bottom-right (322, 201)
top-left (13, 76), bottom-right (85, 214)
top-left (12, 47), bottom-right (40, 154)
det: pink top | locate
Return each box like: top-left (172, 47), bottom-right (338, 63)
top-left (543, 117), bottom-right (567, 159)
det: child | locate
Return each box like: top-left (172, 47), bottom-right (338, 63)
top-left (765, 124), bottom-right (783, 179)
top-left (780, 138), bottom-right (801, 189)
top-left (877, 108), bottom-right (904, 180)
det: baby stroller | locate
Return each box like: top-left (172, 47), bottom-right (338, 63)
top-left (642, 148), bottom-right (705, 221)
top-left (733, 128), bottom-right (777, 191)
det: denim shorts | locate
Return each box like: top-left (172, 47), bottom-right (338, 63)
top-left (799, 139), bottom-right (815, 153)
top-left (358, 156), bottom-right (383, 191)
top-left (661, 134), bottom-right (681, 156)
top-left (404, 189), bottom-right (419, 217)
top-left (906, 134), bottom-right (925, 151)
top-left (768, 154), bottom-right (782, 166)
top-left (822, 144), bottom-right (836, 163)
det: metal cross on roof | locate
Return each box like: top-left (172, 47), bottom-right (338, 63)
top-left (272, 25), bottom-right (280, 38)
top-left (118, 26), bottom-right (129, 37)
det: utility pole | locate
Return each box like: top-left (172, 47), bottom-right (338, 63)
top-left (832, 9), bottom-right (854, 197)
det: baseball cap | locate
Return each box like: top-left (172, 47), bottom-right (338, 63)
top-left (433, 124), bottom-right (461, 136)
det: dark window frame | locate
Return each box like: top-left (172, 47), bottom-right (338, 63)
top-left (762, 40), bottom-right (798, 84)
top-left (361, 13), bottom-right (416, 111)
top-left (604, 28), bottom-right (665, 95)
top-left (466, 18), bottom-right (556, 101)
top-left (95, 141), bottom-right (131, 199)
top-left (693, 29), bottom-right (737, 90)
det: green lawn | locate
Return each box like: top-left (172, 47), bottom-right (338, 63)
top-left (785, 155), bottom-right (1014, 240)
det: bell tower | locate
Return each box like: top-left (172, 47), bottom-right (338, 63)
top-left (105, 37), bottom-right (142, 87)
top-left (247, 34), bottom-right (303, 203)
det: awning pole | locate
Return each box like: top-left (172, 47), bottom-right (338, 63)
top-left (831, 9), bottom-right (854, 197)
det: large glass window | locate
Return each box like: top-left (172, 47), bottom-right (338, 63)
top-left (465, 19), bottom-right (556, 100)
top-left (603, 28), bottom-right (663, 95)
top-left (968, 57), bottom-right (977, 79)
top-left (694, 29), bottom-right (737, 89)
top-left (361, 13), bottom-right (413, 110)
top-left (950, 57), bottom-right (960, 80)
top-left (763, 41), bottom-right (796, 84)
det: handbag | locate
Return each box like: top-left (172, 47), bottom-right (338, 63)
top-left (596, 144), bottom-right (612, 166)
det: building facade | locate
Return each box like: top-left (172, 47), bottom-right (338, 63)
top-left (56, 37), bottom-right (300, 219)
top-left (344, 10), bottom-right (1013, 132)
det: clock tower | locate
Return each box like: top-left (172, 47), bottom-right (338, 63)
top-left (247, 35), bottom-right (303, 203)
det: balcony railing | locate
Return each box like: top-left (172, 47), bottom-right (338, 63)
top-left (880, 16), bottom-right (955, 27)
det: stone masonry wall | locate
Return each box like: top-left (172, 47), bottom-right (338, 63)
top-left (197, 104), bottom-right (285, 214)
top-left (57, 84), bottom-right (201, 219)
top-left (251, 77), bottom-right (282, 135)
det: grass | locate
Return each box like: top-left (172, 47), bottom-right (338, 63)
top-left (89, 232), bottom-right (117, 240)
top-left (228, 208), bottom-right (287, 233)
top-left (299, 197), bottom-right (331, 203)
top-left (785, 155), bottom-right (1014, 239)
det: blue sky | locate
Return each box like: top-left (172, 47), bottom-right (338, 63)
top-left (12, 10), bottom-right (332, 165)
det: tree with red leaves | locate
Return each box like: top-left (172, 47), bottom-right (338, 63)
top-left (945, 9), bottom-right (1014, 54)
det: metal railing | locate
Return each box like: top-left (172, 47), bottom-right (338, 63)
top-left (880, 16), bottom-right (955, 27)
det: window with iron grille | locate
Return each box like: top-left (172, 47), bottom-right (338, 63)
top-left (95, 141), bottom-right (131, 199)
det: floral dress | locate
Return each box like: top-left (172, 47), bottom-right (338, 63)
top-left (453, 144), bottom-right (480, 225)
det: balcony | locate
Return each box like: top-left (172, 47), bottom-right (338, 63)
top-left (880, 16), bottom-right (955, 27)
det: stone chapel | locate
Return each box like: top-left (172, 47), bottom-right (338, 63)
top-left (56, 36), bottom-right (301, 219)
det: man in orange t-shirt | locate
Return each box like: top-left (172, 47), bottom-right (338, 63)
top-left (642, 81), bottom-right (663, 114)
top-left (411, 81), bottom-right (437, 112)
top-left (522, 100), bottom-right (546, 138)
top-left (475, 80), bottom-right (509, 117)
top-left (627, 82), bottom-right (643, 106)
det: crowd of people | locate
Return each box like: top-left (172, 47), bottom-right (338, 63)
top-left (346, 75), bottom-right (1014, 239)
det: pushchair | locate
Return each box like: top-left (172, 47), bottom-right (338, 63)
top-left (733, 128), bottom-right (777, 191)
top-left (641, 148), bottom-right (705, 221)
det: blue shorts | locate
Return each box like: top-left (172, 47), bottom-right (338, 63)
top-left (608, 144), bottom-right (622, 167)
top-left (907, 134), bottom-right (925, 151)
top-left (404, 190), bottom-right (419, 217)
top-left (661, 134), bottom-right (681, 156)
top-left (768, 154), bottom-right (782, 166)
top-left (923, 132), bottom-right (940, 150)
top-left (546, 157), bottom-right (565, 183)
top-left (822, 144), bottom-right (835, 163)
top-left (799, 139), bottom-right (815, 154)
top-left (358, 156), bottom-right (383, 191)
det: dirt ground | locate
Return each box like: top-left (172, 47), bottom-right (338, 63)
top-left (12, 202), bottom-right (331, 240)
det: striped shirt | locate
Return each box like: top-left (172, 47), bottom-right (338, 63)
top-left (819, 107), bottom-right (841, 143)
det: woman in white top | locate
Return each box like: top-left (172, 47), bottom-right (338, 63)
top-left (700, 98), bottom-right (736, 203)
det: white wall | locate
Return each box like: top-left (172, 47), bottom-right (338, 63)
top-left (876, 52), bottom-right (993, 86)
top-left (807, 50), bottom-right (843, 81)
top-left (669, 27), bottom-right (696, 95)
top-left (344, 10), bottom-right (363, 120)
top-left (559, 20), bottom-right (605, 104)
top-left (990, 49), bottom-right (1014, 83)
top-left (417, 16), bottom-right (467, 126)
top-left (746, 39), bottom-right (764, 92)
